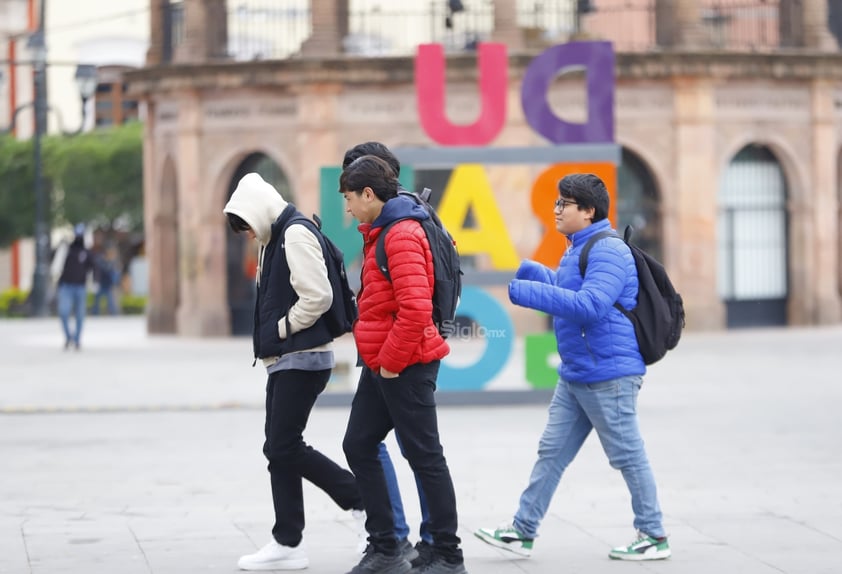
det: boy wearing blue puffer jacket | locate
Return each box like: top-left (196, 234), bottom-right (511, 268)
top-left (474, 173), bottom-right (670, 562)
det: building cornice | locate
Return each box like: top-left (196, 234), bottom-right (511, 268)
top-left (126, 50), bottom-right (842, 96)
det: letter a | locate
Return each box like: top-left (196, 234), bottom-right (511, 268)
top-left (437, 165), bottom-right (519, 270)
top-left (415, 43), bottom-right (508, 146)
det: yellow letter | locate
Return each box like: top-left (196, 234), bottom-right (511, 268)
top-left (437, 165), bottom-right (519, 270)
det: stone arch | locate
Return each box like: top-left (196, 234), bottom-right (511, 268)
top-left (221, 151), bottom-right (293, 335)
top-left (147, 155), bottom-right (180, 333)
top-left (718, 144), bottom-right (789, 328)
top-left (719, 133), bottom-right (807, 206)
top-left (210, 147), bottom-right (296, 216)
top-left (617, 146), bottom-right (663, 262)
top-left (719, 132), bottom-right (813, 324)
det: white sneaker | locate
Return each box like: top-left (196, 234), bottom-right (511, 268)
top-left (237, 540), bottom-right (309, 570)
top-left (351, 509), bottom-right (368, 554)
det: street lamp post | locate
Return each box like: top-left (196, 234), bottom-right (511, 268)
top-left (29, 30), bottom-right (50, 317)
top-left (0, 36), bottom-right (97, 316)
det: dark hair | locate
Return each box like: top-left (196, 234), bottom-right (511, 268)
top-left (342, 141), bottom-right (400, 177)
top-left (557, 173), bottom-right (609, 222)
top-left (226, 213), bottom-right (251, 234)
top-left (339, 155), bottom-right (399, 202)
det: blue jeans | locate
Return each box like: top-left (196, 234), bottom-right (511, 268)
top-left (514, 376), bottom-right (664, 539)
top-left (379, 440), bottom-right (432, 543)
top-left (57, 284), bottom-right (87, 346)
top-left (92, 286), bottom-right (118, 315)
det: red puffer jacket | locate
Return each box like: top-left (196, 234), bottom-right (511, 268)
top-left (354, 218), bottom-right (449, 374)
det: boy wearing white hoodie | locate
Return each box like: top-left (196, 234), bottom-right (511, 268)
top-left (224, 173), bottom-right (365, 571)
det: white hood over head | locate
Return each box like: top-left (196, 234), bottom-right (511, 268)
top-left (223, 173), bottom-right (288, 245)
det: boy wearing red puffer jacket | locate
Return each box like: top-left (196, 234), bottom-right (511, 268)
top-left (339, 155), bottom-right (468, 574)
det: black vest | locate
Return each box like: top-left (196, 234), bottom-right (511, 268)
top-left (252, 205), bottom-right (334, 359)
top-left (59, 242), bottom-right (93, 285)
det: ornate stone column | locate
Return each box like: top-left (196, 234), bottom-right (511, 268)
top-left (176, 0), bottom-right (228, 63)
top-left (146, 0), bottom-right (165, 65)
top-left (779, 0), bottom-right (804, 47)
top-left (801, 0), bottom-right (838, 50)
top-left (491, 0), bottom-right (523, 51)
top-left (805, 79), bottom-right (842, 323)
top-left (671, 77), bottom-right (724, 329)
top-left (300, 0), bottom-right (349, 57)
top-left (142, 99), bottom-right (166, 333)
top-left (655, 0), bottom-right (703, 48)
top-left (173, 89), bottom-right (229, 336)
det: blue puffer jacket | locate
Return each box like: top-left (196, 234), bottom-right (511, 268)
top-left (508, 219), bottom-right (645, 383)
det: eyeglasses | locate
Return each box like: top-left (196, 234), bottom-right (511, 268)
top-left (554, 198), bottom-right (578, 211)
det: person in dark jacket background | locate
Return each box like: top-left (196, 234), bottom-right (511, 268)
top-left (91, 247), bottom-right (120, 316)
top-left (475, 173), bottom-right (670, 562)
top-left (339, 155), bottom-right (467, 574)
top-left (56, 224), bottom-right (94, 350)
top-left (224, 172), bottom-right (365, 571)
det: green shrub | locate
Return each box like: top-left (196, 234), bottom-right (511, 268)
top-left (0, 288), bottom-right (29, 317)
top-left (1, 288), bottom-right (146, 316)
top-left (120, 294), bottom-right (147, 315)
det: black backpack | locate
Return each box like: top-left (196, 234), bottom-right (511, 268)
top-left (283, 213), bottom-right (358, 339)
top-left (579, 225), bottom-right (685, 365)
top-left (374, 188), bottom-right (462, 337)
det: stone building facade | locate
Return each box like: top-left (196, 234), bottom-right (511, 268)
top-left (129, 0), bottom-right (842, 339)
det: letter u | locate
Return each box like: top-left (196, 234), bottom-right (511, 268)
top-left (415, 43), bottom-right (508, 146)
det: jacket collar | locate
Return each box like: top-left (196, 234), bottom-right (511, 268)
top-left (567, 218), bottom-right (613, 248)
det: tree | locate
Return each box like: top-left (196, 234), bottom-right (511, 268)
top-left (0, 136), bottom-right (36, 248)
top-left (0, 122), bottom-right (144, 247)
top-left (50, 122), bottom-right (144, 232)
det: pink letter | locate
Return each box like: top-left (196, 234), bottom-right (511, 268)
top-left (415, 43), bottom-right (507, 146)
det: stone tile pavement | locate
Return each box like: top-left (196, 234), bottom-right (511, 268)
top-left (1, 317), bottom-right (840, 573)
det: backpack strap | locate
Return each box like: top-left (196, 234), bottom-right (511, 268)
top-left (375, 190), bottom-right (440, 282)
top-left (279, 211), bottom-right (329, 338)
top-left (579, 226), bottom-right (636, 316)
top-left (374, 218), bottom-right (412, 282)
top-left (578, 230), bottom-right (621, 278)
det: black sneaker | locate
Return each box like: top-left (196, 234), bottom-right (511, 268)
top-left (346, 549), bottom-right (412, 574)
top-left (410, 555), bottom-right (467, 574)
top-left (398, 538), bottom-right (419, 563)
top-left (409, 540), bottom-right (433, 569)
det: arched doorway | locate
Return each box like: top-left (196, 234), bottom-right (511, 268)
top-left (148, 156), bottom-right (179, 333)
top-left (617, 148), bottom-right (662, 262)
top-left (718, 145), bottom-right (789, 328)
top-left (226, 153), bottom-right (293, 335)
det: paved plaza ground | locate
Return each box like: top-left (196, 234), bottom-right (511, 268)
top-left (1, 317), bottom-right (840, 574)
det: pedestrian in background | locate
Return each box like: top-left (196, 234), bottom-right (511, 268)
top-left (54, 224), bottom-right (94, 350)
top-left (224, 172), bottom-right (366, 571)
top-left (92, 247), bottom-right (120, 316)
top-left (475, 173), bottom-right (670, 561)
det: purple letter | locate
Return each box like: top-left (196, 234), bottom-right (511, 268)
top-left (520, 41), bottom-right (615, 144)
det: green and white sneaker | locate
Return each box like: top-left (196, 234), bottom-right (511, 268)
top-left (474, 523), bottom-right (534, 557)
top-left (608, 531), bottom-right (671, 561)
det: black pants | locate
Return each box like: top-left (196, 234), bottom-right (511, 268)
top-left (343, 362), bottom-right (463, 564)
top-left (264, 368), bottom-right (363, 546)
